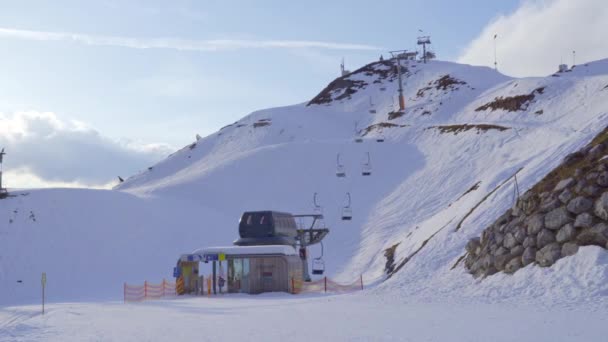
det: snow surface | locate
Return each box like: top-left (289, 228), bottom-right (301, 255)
top-left (2, 57), bottom-right (608, 340)
top-left (1, 293), bottom-right (606, 342)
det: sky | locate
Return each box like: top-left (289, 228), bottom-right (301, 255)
top-left (0, 0), bottom-right (606, 188)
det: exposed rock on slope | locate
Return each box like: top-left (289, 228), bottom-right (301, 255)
top-left (307, 60), bottom-right (400, 106)
top-left (475, 87), bottom-right (545, 112)
top-left (464, 127), bottom-right (608, 278)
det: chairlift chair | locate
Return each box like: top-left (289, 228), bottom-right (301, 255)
top-left (354, 122), bottom-right (363, 143)
top-left (376, 134), bottom-right (385, 143)
top-left (369, 96), bottom-right (377, 114)
top-left (312, 241), bottom-right (326, 275)
top-left (341, 192), bottom-right (353, 220)
top-left (361, 152), bottom-right (372, 176)
top-left (336, 154), bottom-right (346, 178)
top-left (313, 192), bottom-right (324, 216)
top-left (312, 258), bottom-right (325, 275)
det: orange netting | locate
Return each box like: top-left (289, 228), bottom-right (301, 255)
top-left (293, 276), bottom-right (363, 294)
top-left (124, 279), bottom-right (177, 302)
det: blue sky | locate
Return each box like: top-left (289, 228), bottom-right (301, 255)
top-left (0, 1), bottom-right (520, 145)
top-left (2, 0), bottom-right (605, 188)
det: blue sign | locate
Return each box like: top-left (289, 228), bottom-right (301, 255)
top-left (204, 254), bottom-right (218, 262)
top-left (173, 267), bottom-right (180, 278)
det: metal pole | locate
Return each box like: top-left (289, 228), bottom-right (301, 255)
top-left (219, 260), bottom-right (223, 294)
top-left (494, 35), bottom-right (498, 71)
top-left (301, 247), bottom-right (310, 282)
top-left (212, 261), bottom-right (217, 294)
top-left (423, 43), bottom-right (427, 64)
top-left (396, 56), bottom-right (404, 111)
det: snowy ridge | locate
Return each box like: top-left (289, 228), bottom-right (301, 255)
top-left (3, 58), bottom-right (608, 306)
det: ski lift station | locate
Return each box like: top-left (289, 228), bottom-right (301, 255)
top-left (177, 211), bottom-right (329, 295)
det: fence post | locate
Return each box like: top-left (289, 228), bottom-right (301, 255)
top-left (162, 279), bottom-right (166, 297)
top-left (360, 275), bottom-right (363, 290)
top-left (123, 282), bottom-right (126, 303)
top-left (207, 278), bottom-right (211, 296)
top-left (324, 276), bottom-right (327, 293)
top-left (291, 277), bottom-right (295, 294)
top-left (144, 281), bottom-right (148, 300)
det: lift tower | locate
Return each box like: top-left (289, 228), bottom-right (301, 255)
top-left (389, 50), bottom-right (407, 111)
top-left (417, 35), bottom-right (431, 63)
top-left (0, 148), bottom-right (7, 198)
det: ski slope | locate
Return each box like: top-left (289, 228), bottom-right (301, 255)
top-left (2, 292), bottom-right (607, 342)
top-left (2, 57), bottom-right (608, 314)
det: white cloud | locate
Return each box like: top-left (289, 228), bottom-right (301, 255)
top-left (0, 27), bottom-right (381, 52)
top-left (458, 0), bottom-right (608, 77)
top-left (0, 111), bottom-right (172, 189)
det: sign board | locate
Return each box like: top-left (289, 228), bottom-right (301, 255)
top-left (204, 254), bottom-right (218, 262)
top-left (219, 253), bottom-right (226, 261)
top-left (173, 267), bottom-right (180, 278)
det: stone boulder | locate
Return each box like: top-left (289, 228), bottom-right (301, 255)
top-left (523, 236), bottom-right (536, 248)
top-left (514, 227), bottom-right (527, 244)
top-left (536, 243), bottom-right (562, 267)
top-left (466, 238), bottom-right (481, 255)
top-left (493, 254), bottom-right (511, 271)
top-left (597, 171), bottom-right (608, 187)
top-left (494, 246), bottom-right (509, 256)
top-left (558, 189), bottom-right (573, 204)
top-left (566, 196), bottom-right (593, 214)
top-left (518, 192), bottom-right (539, 215)
top-left (556, 224), bottom-right (576, 243)
top-left (537, 229), bottom-right (556, 248)
top-left (574, 212), bottom-right (594, 228)
top-left (554, 177), bottom-right (575, 192)
top-left (539, 198), bottom-right (561, 213)
top-left (522, 247), bottom-right (536, 266)
top-left (510, 245), bottom-right (524, 256)
top-left (593, 192), bottom-right (608, 220)
top-left (574, 180), bottom-right (586, 193)
top-left (544, 207), bottom-right (572, 230)
top-left (503, 233), bottom-right (518, 249)
top-left (583, 185), bottom-right (600, 197)
top-left (586, 172), bottom-right (599, 181)
top-left (505, 257), bottom-right (523, 274)
top-left (526, 214), bottom-right (545, 235)
top-left (562, 242), bottom-right (579, 256)
top-left (576, 223), bottom-right (608, 246)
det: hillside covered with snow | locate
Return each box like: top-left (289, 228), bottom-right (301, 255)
top-left (3, 57), bottom-right (608, 308)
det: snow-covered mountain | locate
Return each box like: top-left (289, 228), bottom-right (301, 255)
top-left (3, 57), bottom-right (608, 306)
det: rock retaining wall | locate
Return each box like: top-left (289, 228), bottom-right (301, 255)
top-left (465, 139), bottom-right (608, 278)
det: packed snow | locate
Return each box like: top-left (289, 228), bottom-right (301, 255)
top-left (2, 58), bottom-right (608, 341)
top-left (2, 293), bottom-right (607, 342)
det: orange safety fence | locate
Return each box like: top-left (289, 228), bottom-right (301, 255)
top-left (124, 279), bottom-right (177, 303)
top-left (293, 275), bottom-right (364, 294)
